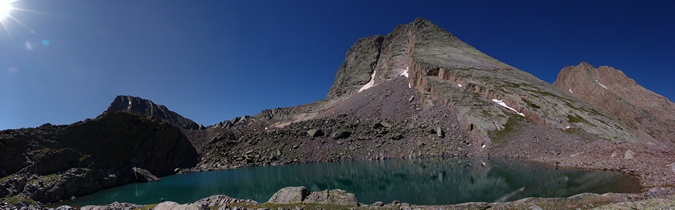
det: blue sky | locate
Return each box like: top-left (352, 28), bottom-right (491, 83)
top-left (1, 0), bottom-right (673, 130)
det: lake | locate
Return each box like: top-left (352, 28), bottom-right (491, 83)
top-left (62, 157), bottom-right (642, 206)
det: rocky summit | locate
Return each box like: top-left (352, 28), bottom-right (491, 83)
top-left (104, 95), bottom-right (201, 130)
top-left (2, 17), bottom-right (675, 209)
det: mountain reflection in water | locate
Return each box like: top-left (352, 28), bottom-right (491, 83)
top-left (63, 158), bottom-right (641, 206)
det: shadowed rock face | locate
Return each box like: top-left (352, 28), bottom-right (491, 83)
top-left (0, 112), bottom-right (200, 203)
top-left (104, 95), bottom-right (199, 130)
top-left (554, 62), bottom-right (675, 145)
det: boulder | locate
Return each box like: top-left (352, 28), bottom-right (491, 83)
top-left (194, 195), bottom-right (257, 207)
top-left (133, 167), bottom-right (160, 182)
top-left (332, 130), bottom-right (352, 139)
top-left (302, 189), bottom-right (358, 206)
top-left (81, 202), bottom-right (143, 210)
top-left (268, 186), bottom-right (310, 204)
top-left (379, 121), bottom-right (393, 128)
top-left (307, 129), bottom-right (323, 137)
top-left (154, 201), bottom-right (208, 210)
top-left (624, 150), bottom-right (635, 160)
top-left (436, 127), bottom-right (445, 138)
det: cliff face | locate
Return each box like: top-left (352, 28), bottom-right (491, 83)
top-left (553, 62), bottom-right (675, 145)
top-left (104, 95), bottom-right (200, 130)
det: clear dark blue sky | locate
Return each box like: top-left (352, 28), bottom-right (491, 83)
top-left (1, 0), bottom-right (673, 130)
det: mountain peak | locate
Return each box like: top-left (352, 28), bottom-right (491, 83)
top-left (554, 63), bottom-right (675, 145)
top-left (103, 95), bottom-right (200, 130)
top-left (326, 17), bottom-right (513, 100)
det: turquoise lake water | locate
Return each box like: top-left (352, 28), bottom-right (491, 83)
top-left (62, 158), bottom-right (642, 206)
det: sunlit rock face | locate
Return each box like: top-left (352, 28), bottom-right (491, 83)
top-left (325, 17), bottom-right (635, 145)
top-left (554, 62), bottom-right (675, 145)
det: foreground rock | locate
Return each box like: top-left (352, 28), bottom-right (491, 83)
top-left (303, 189), bottom-right (358, 206)
top-left (80, 202), bottom-right (142, 210)
top-left (268, 187), bottom-right (358, 206)
top-left (268, 186), bottom-right (310, 204)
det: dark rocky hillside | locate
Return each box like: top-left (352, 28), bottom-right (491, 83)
top-left (0, 112), bottom-right (199, 204)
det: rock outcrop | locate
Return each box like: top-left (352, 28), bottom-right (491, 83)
top-left (132, 167), bottom-right (160, 182)
top-left (303, 189), bottom-right (358, 206)
top-left (268, 186), bottom-right (310, 204)
top-left (80, 202), bottom-right (143, 210)
top-left (554, 62), bottom-right (675, 145)
top-left (267, 187), bottom-right (358, 207)
top-left (103, 95), bottom-right (199, 130)
top-left (0, 112), bottom-right (199, 203)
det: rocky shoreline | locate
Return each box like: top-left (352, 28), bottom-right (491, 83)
top-left (10, 185), bottom-right (673, 210)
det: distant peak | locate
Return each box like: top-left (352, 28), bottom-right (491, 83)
top-left (413, 17), bottom-right (433, 24)
top-left (578, 62), bottom-right (594, 68)
top-left (103, 95), bottom-right (199, 130)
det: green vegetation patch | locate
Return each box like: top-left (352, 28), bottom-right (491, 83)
top-left (488, 114), bottom-right (526, 146)
top-left (79, 154), bottom-right (91, 162)
top-left (140, 204), bottom-right (158, 210)
top-left (567, 114), bottom-right (590, 125)
top-left (0, 195), bottom-right (37, 205)
top-left (522, 98), bottom-right (541, 110)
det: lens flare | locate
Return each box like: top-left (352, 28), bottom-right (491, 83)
top-left (0, 0), bottom-right (15, 20)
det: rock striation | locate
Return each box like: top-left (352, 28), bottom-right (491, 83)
top-left (554, 62), bottom-right (675, 145)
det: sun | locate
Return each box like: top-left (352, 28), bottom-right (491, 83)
top-left (0, 0), bottom-right (15, 20)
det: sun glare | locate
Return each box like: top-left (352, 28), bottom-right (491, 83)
top-left (0, 0), bottom-right (15, 19)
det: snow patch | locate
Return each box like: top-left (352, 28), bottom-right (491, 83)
top-left (492, 99), bottom-right (525, 117)
top-left (358, 70), bottom-right (377, 92)
top-left (399, 67), bottom-right (409, 78)
top-left (595, 80), bottom-right (608, 90)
